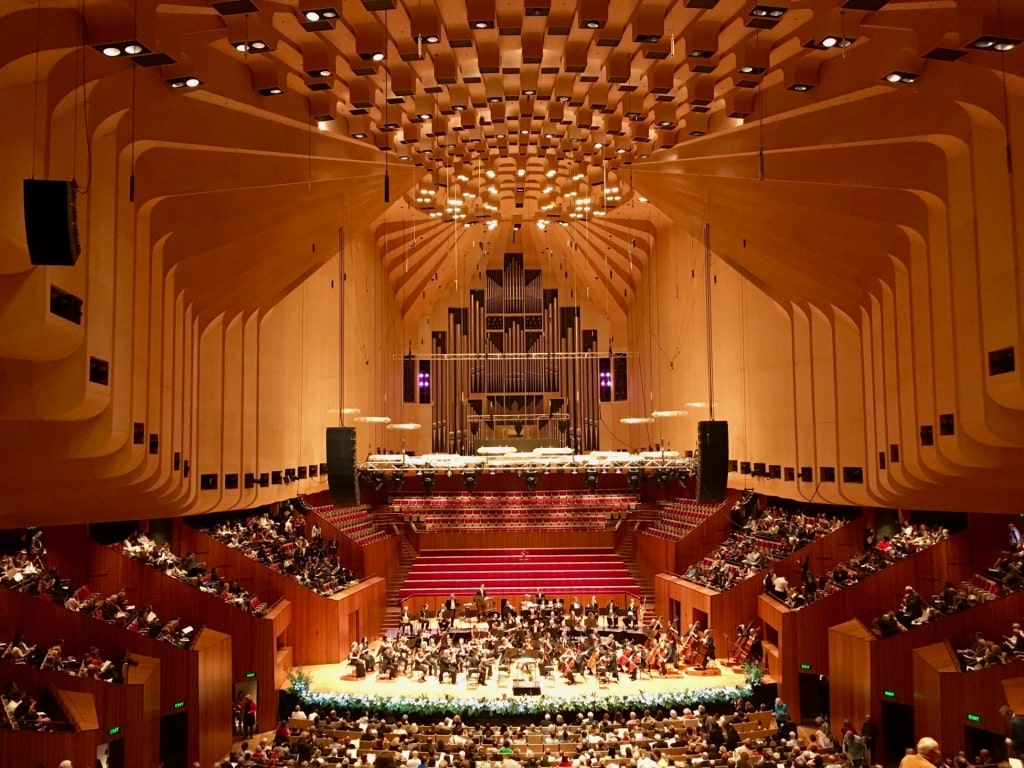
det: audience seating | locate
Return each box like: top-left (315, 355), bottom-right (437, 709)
top-left (394, 492), bottom-right (634, 533)
top-left (645, 499), bottom-right (719, 541)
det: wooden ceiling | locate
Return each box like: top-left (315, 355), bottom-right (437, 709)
top-left (7, 0), bottom-right (1023, 319)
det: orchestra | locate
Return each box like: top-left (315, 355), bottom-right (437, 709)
top-left (342, 595), bottom-right (748, 688)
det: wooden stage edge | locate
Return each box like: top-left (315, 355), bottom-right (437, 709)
top-left (301, 663), bottom-right (765, 707)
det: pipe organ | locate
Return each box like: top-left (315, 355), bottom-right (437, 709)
top-left (429, 253), bottom-right (600, 455)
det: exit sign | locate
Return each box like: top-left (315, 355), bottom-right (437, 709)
top-left (173, 700), bottom-right (185, 710)
top-left (245, 671), bottom-right (257, 679)
top-left (108, 725), bottom-right (121, 736)
top-left (800, 663), bottom-right (812, 670)
top-left (967, 714), bottom-right (981, 723)
top-left (883, 690), bottom-right (896, 698)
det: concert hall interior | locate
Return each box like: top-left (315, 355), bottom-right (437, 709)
top-left (1, 0), bottom-right (1024, 767)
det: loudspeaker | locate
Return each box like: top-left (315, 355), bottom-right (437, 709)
top-left (24, 179), bottom-right (81, 266)
top-left (512, 681), bottom-right (541, 696)
top-left (326, 426), bottom-right (359, 506)
top-left (696, 420), bottom-right (729, 504)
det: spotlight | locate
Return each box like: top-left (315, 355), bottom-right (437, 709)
top-left (820, 36), bottom-right (855, 49)
top-left (167, 76), bottom-right (203, 89)
top-left (422, 473), bottom-right (436, 492)
top-left (390, 472), bottom-right (405, 490)
top-left (788, 83), bottom-right (813, 92)
top-left (627, 470), bottom-right (642, 490)
top-left (525, 472), bottom-right (538, 491)
top-left (739, 66), bottom-right (766, 75)
top-left (232, 40), bottom-right (272, 53)
top-left (372, 472), bottom-right (386, 491)
top-left (968, 36), bottom-right (1020, 52)
top-left (585, 471), bottom-right (599, 490)
top-left (884, 71), bottom-right (918, 84)
top-left (464, 473), bottom-right (478, 491)
top-left (257, 86), bottom-right (284, 96)
top-left (93, 40), bottom-right (151, 58)
top-left (371, 52), bottom-right (385, 62)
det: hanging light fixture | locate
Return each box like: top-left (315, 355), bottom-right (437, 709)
top-left (386, 422), bottom-right (422, 431)
top-left (354, 415), bottom-right (392, 424)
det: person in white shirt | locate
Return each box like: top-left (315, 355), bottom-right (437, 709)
top-left (291, 704), bottom-right (307, 720)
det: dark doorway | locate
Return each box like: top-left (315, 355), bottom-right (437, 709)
top-left (880, 701), bottom-right (915, 764)
top-left (160, 711), bottom-right (189, 768)
top-left (798, 672), bottom-right (829, 724)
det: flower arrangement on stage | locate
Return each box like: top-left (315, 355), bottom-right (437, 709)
top-left (302, 684), bottom-right (752, 719)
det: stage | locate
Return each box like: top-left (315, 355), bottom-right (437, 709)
top-left (301, 660), bottom-right (759, 709)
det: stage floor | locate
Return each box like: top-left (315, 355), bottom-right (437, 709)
top-left (303, 661), bottom-right (756, 704)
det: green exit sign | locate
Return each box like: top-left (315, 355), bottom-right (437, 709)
top-left (173, 700), bottom-right (185, 710)
top-left (800, 663), bottom-right (812, 670)
top-left (245, 671), bottom-right (257, 679)
top-left (967, 714), bottom-right (981, 723)
top-left (883, 690), bottom-right (896, 698)
top-left (108, 725), bottom-right (121, 736)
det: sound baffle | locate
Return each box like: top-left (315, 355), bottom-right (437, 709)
top-left (696, 420), bottom-right (729, 504)
top-left (24, 179), bottom-right (81, 266)
top-left (326, 427), bottom-right (359, 506)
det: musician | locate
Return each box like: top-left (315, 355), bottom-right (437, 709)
top-left (476, 583), bottom-right (488, 604)
top-left (347, 641), bottom-right (367, 678)
top-left (570, 596), bottom-right (583, 616)
top-left (438, 649), bottom-right (459, 684)
top-left (535, 587), bottom-right (547, 603)
top-left (444, 593), bottom-right (459, 612)
top-left (419, 602), bottom-right (430, 627)
top-left (697, 630), bottom-right (716, 670)
top-left (411, 647), bottom-right (432, 682)
top-left (624, 599), bottom-right (638, 630)
top-left (607, 598), bottom-right (620, 628)
top-left (747, 628), bottom-right (764, 663)
top-left (378, 642), bottom-right (399, 680)
top-left (400, 605), bottom-right (413, 636)
top-left (586, 595), bottom-right (600, 617)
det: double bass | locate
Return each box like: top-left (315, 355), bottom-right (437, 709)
top-left (731, 620), bottom-right (756, 664)
top-left (681, 620), bottom-right (702, 665)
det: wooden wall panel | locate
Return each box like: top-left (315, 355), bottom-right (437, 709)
top-left (828, 620), bottom-right (878, 746)
top-left (635, 532), bottom-right (676, 578)
top-left (402, 591), bottom-right (642, 617)
top-left (45, 525), bottom-right (286, 733)
top-left (832, 587), bottom-right (1024, 758)
top-left (175, 521), bottom-right (385, 664)
top-left (912, 641), bottom-right (964, 757)
top-left (0, 653), bottom-right (160, 768)
top-left (758, 530), bottom-right (971, 721)
top-left (0, 587), bottom-right (231, 765)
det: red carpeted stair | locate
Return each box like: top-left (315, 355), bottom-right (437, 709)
top-left (399, 547), bottom-right (639, 601)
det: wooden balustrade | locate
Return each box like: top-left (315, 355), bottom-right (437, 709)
top-left (0, 587), bottom-right (231, 767)
top-left (655, 516), bottom-right (864, 697)
top-left (0, 654), bottom-right (159, 768)
top-left (175, 520), bottom-right (385, 665)
top-left (759, 528), bottom-right (969, 723)
top-left (830, 586), bottom-right (1024, 761)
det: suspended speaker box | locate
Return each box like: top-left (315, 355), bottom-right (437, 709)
top-left (326, 427), bottom-right (359, 506)
top-left (24, 179), bottom-right (81, 266)
top-left (696, 420), bottom-right (729, 504)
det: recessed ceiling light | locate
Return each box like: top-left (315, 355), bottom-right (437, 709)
top-left (305, 10), bottom-right (321, 20)
top-left (250, 41), bottom-right (267, 50)
top-left (102, 46), bottom-right (121, 57)
top-left (371, 52), bottom-right (385, 61)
